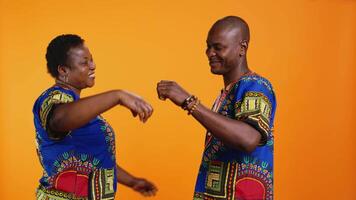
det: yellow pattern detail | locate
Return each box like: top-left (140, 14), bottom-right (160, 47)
top-left (235, 92), bottom-right (272, 143)
top-left (39, 90), bottom-right (74, 130)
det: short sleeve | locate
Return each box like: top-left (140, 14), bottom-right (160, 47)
top-left (234, 77), bottom-right (276, 145)
top-left (39, 89), bottom-right (74, 131)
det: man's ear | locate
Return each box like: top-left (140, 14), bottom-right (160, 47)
top-left (239, 40), bottom-right (249, 56)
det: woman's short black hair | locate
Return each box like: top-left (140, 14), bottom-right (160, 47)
top-left (46, 34), bottom-right (84, 78)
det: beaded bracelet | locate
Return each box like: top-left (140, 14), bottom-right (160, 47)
top-left (181, 95), bottom-right (197, 110)
top-left (187, 99), bottom-right (200, 115)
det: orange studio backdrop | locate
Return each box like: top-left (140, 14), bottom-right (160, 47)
top-left (1, 0), bottom-right (355, 199)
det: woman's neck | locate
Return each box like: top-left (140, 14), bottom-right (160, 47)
top-left (55, 79), bottom-right (81, 96)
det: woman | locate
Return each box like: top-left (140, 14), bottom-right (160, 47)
top-left (33, 34), bottom-right (157, 200)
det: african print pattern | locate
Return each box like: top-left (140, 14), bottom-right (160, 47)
top-left (33, 86), bottom-right (118, 199)
top-left (194, 74), bottom-right (276, 200)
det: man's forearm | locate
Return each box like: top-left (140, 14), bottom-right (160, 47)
top-left (191, 103), bottom-right (261, 153)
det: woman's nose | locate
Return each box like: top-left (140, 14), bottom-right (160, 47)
top-left (90, 61), bottom-right (96, 70)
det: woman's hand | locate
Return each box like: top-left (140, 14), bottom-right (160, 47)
top-left (117, 90), bottom-right (153, 123)
top-left (131, 177), bottom-right (158, 197)
top-left (156, 80), bottom-right (190, 106)
top-left (117, 165), bottom-right (158, 197)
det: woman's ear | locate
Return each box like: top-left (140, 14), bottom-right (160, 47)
top-left (57, 65), bottom-right (70, 82)
top-left (57, 65), bottom-right (68, 77)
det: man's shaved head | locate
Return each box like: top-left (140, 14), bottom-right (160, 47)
top-left (210, 16), bottom-right (250, 43)
top-left (206, 16), bottom-right (251, 76)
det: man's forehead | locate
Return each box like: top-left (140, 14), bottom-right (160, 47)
top-left (207, 27), bottom-right (240, 42)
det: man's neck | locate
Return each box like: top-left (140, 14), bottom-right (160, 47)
top-left (223, 60), bottom-right (250, 88)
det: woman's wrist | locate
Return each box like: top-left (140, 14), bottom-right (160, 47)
top-left (126, 176), bottom-right (138, 188)
top-left (116, 170), bottom-right (138, 187)
top-left (115, 89), bottom-right (124, 105)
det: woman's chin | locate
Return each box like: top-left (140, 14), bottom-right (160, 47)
top-left (87, 80), bottom-right (95, 88)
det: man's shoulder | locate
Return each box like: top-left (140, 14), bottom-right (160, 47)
top-left (233, 73), bottom-right (273, 92)
top-left (241, 73), bottom-right (272, 85)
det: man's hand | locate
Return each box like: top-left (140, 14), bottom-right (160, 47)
top-left (156, 80), bottom-right (190, 106)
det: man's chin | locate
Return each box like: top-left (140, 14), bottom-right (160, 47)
top-left (210, 67), bottom-right (223, 75)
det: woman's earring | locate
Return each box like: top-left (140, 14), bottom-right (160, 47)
top-left (64, 75), bottom-right (68, 83)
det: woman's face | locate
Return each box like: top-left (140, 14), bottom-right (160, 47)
top-left (65, 44), bottom-right (96, 90)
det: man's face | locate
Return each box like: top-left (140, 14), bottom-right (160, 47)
top-left (206, 26), bottom-right (241, 75)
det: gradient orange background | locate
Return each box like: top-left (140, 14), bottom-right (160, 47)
top-left (1, 0), bottom-right (355, 199)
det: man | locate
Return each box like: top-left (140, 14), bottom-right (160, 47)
top-left (157, 16), bottom-right (276, 200)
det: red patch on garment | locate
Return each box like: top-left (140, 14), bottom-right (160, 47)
top-left (235, 177), bottom-right (265, 200)
top-left (55, 170), bottom-right (89, 197)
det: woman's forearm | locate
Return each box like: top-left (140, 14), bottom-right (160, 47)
top-left (49, 90), bottom-right (121, 132)
top-left (116, 164), bottom-right (136, 187)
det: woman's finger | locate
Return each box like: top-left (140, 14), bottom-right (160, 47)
top-left (140, 104), bottom-right (150, 122)
top-left (139, 110), bottom-right (145, 122)
top-left (133, 103), bottom-right (144, 121)
top-left (131, 110), bottom-right (138, 117)
top-left (147, 104), bottom-right (154, 118)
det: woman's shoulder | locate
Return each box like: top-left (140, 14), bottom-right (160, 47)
top-left (33, 86), bottom-right (77, 111)
top-left (37, 86), bottom-right (77, 101)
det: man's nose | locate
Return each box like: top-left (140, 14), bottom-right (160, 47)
top-left (206, 48), bottom-right (216, 57)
